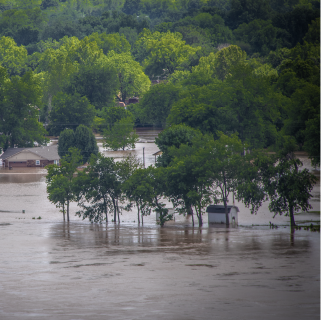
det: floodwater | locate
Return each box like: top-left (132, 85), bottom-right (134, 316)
top-left (0, 129), bottom-right (319, 319)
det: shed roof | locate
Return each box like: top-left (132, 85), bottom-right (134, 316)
top-left (0, 145), bottom-right (59, 161)
top-left (206, 205), bottom-right (239, 214)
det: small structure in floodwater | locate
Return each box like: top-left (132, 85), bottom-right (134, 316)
top-left (207, 205), bottom-right (239, 225)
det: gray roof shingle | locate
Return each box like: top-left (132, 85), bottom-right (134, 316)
top-left (0, 145), bottom-right (59, 160)
top-left (0, 148), bottom-right (25, 160)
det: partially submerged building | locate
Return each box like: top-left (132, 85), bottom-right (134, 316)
top-left (0, 145), bottom-right (59, 168)
top-left (206, 205), bottom-right (239, 225)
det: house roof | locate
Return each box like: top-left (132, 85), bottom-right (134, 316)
top-left (206, 205), bottom-right (239, 214)
top-left (0, 148), bottom-right (25, 159)
top-left (0, 145), bottom-right (59, 161)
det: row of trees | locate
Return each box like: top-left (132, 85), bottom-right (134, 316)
top-left (47, 126), bottom-right (316, 228)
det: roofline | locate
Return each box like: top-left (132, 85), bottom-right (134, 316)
top-left (0, 149), bottom-right (24, 160)
top-left (24, 149), bottom-right (49, 160)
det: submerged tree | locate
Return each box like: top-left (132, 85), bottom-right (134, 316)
top-left (122, 167), bottom-right (153, 225)
top-left (103, 116), bottom-right (139, 151)
top-left (46, 147), bottom-right (82, 221)
top-left (263, 151), bottom-right (317, 228)
top-left (165, 132), bottom-right (267, 226)
top-left (76, 154), bottom-right (123, 223)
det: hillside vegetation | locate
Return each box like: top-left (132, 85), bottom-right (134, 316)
top-left (0, 0), bottom-right (319, 166)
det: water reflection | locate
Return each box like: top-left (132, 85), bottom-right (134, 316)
top-left (48, 222), bottom-right (316, 256)
top-left (0, 172), bottom-right (45, 183)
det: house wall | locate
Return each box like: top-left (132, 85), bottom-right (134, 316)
top-left (26, 160), bottom-right (54, 167)
top-left (4, 159), bottom-right (55, 168)
top-left (6, 160), bottom-right (27, 167)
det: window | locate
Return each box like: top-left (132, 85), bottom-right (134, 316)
top-left (36, 160), bottom-right (40, 165)
top-left (54, 160), bottom-right (59, 165)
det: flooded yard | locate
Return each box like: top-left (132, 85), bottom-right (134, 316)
top-left (0, 130), bottom-right (319, 319)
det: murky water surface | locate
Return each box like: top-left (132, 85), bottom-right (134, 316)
top-left (0, 130), bottom-right (319, 319)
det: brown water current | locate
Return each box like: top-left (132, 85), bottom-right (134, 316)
top-left (0, 130), bottom-right (319, 319)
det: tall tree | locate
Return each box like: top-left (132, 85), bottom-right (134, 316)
top-left (0, 36), bottom-right (28, 76)
top-left (0, 69), bottom-right (47, 149)
top-left (58, 125), bottom-right (98, 163)
top-left (144, 166), bottom-right (173, 227)
top-left (103, 116), bottom-right (139, 151)
top-left (76, 154), bottom-right (123, 223)
top-left (122, 168), bottom-right (153, 225)
top-left (46, 147), bottom-right (82, 221)
top-left (64, 62), bottom-right (119, 109)
top-left (155, 124), bottom-right (201, 167)
top-left (105, 51), bottom-right (151, 102)
top-left (166, 132), bottom-right (267, 225)
top-left (263, 151), bottom-right (317, 228)
top-left (135, 82), bottom-right (182, 127)
top-left (134, 30), bottom-right (200, 77)
top-left (214, 45), bottom-right (247, 80)
top-left (49, 92), bottom-right (96, 136)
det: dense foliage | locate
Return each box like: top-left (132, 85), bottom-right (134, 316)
top-left (1, 0), bottom-right (318, 225)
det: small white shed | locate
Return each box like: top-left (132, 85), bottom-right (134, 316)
top-left (207, 205), bottom-right (239, 225)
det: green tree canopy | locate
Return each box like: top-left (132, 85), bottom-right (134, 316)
top-left (262, 151), bottom-right (317, 228)
top-left (214, 45), bottom-right (247, 80)
top-left (105, 51), bottom-right (151, 102)
top-left (101, 106), bottom-right (134, 130)
top-left (103, 116), bottom-right (139, 151)
top-left (76, 153), bottom-right (125, 223)
top-left (49, 92), bottom-right (96, 136)
top-left (0, 69), bottom-right (47, 149)
top-left (64, 60), bottom-right (119, 109)
top-left (134, 82), bottom-right (182, 127)
top-left (86, 32), bottom-right (131, 55)
top-left (155, 124), bottom-right (201, 167)
top-left (58, 125), bottom-right (98, 163)
top-left (134, 29), bottom-right (201, 77)
top-left (0, 36), bottom-right (28, 75)
top-left (0, 8), bottom-right (47, 46)
top-left (46, 147), bottom-right (82, 221)
top-left (168, 62), bottom-right (285, 149)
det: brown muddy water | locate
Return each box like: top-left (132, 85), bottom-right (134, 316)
top-left (0, 130), bottom-right (319, 320)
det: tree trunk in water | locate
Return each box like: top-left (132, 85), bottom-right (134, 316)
top-left (105, 200), bottom-right (108, 224)
top-left (112, 199), bottom-right (116, 222)
top-left (290, 227), bottom-right (295, 245)
top-left (62, 203), bottom-right (65, 221)
top-left (198, 205), bottom-right (203, 226)
top-left (187, 205), bottom-right (193, 215)
top-left (224, 199), bottom-right (229, 226)
top-left (116, 200), bottom-right (120, 223)
top-left (67, 199), bottom-right (70, 222)
top-left (289, 206), bottom-right (295, 228)
top-left (137, 204), bottom-right (140, 224)
top-left (191, 208), bottom-right (195, 226)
